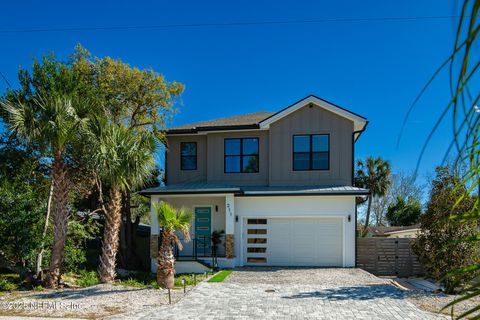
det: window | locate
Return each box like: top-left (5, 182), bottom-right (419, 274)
top-left (247, 229), bottom-right (267, 234)
top-left (247, 238), bottom-right (267, 244)
top-left (181, 142), bottom-right (197, 170)
top-left (224, 138), bottom-right (259, 173)
top-left (247, 219), bottom-right (267, 224)
top-left (293, 134), bottom-right (329, 171)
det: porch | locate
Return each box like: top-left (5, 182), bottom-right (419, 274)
top-left (149, 193), bottom-right (236, 272)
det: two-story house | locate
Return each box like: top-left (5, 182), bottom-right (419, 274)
top-left (142, 95), bottom-right (369, 271)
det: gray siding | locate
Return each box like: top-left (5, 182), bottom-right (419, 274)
top-left (166, 135), bottom-right (207, 185)
top-left (166, 104), bottom-right (354, 187)
top-left (269, 105), bottom-right (353, 186)
top-left (206, 130), bottom-right (269, 185)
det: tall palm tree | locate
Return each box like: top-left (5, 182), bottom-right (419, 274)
top-left (1, 95), bottom-right (88, 288)
top-left (154, 202), bottom-right (192, 289)
top-left (355, 157), bottom-right (391, 231)
top-left (86, 118), bottom-right (156, 283)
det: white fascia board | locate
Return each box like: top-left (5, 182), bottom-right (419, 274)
top-left (259, 96), bottom-right (367, 132)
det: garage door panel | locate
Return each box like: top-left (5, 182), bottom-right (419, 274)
top-left (244, 217), bottom-right (343, 267)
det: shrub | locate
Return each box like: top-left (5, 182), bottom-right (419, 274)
top-left (0, 278), bottom-right (17, 291)
top-left (413, 166), bottom-right (479, 293)
top-left (76, 270), bottom-right (99, 287)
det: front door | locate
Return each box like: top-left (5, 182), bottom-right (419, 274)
top-left (195, 207), bottom-right (212, 256)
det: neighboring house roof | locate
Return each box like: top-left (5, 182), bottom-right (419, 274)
top-left (140, 182), bottom-right (369, 196)
top-left (167, 95), bottom-right (368, 140)
top-left (365, 224), bottom-right (421, 237)
top-left (384, 228), bottom-right (420, 236)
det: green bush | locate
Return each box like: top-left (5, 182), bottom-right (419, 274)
top-left (0, 278), bottom-right (17, 291)
top-left (386, 196), bottom-right (422, 226)
top-left (413, 167), bottom-right (479, 293)
top-left (32, 285), bottom-right (44, 292)
top-left (76, 270), bottom-right (99, 287)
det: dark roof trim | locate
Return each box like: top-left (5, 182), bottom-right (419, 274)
top-left (259, 94), bottom-right (368, 124)
top-left (140, 189), bottom-right (370, 197)
top-left (167, 124), bottom-right (260, 135)
top-left (353, 121), bottom-right (369, 142)
top-left (139, 189), bottom-right (242, 196)
top-left (237, 192), bottom-right (369, 197)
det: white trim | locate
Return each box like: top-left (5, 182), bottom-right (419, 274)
top-left (259, 96), bottom-right (367, 132)
top-left (225, 194), bottom-right (235, 234)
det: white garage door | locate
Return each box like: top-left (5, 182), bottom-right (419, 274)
top-left (243, 217), bottom-right (343, 266)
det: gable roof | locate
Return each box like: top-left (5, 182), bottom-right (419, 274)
top-left (259, 95), bottom-right (368, 135)
top-left (168, 95), bottom-right (368, 139)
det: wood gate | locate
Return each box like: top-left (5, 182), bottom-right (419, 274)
top-left (356, 238), bottom-right (424, 277)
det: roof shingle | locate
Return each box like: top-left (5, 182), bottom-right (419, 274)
top-left (168, 111), bottom-right (274, 131)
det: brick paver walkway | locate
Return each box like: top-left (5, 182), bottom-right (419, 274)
top-left (110, 268), bottom-right (445, 320)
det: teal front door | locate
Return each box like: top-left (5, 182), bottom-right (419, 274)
top-left (195, 207), bottom-right (212, 256)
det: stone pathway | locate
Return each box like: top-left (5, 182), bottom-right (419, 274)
top-left (111, 268), bottom-right (446, 320)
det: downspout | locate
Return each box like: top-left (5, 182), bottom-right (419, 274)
top-left (352, 121), bottom-right (369, 268)
top-left (163, 141), bottom-right (168, 186)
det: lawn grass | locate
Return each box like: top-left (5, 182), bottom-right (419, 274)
top-left (208, 270), bottom-right (233, 282)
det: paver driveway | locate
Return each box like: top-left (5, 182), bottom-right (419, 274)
top-left (112, 268), bottom-right (445, 320)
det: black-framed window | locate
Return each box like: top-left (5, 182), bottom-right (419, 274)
top-left (224, 138), bottom-right (259, 173)
top-left (293, 134), bottom-right (329, 171)
top-left (181, 142), bottom-right (197, 170)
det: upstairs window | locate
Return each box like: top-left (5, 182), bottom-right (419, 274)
top-left (293, 134), bottom-right (329, 171)
top-left (225, 138), bottom-right (259, 173)
top-left (181, 142), bottom-right (197, 170)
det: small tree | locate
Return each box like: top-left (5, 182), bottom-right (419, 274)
top-left (385, 196), bottom-right (422, 226)
top-left (413, 166), bottom-right (478, 293)
top-left (355, 157), bottom-right (391, 230)
top-left (85, 118), bottom-right (156, 283)
top-left (154, 202), bottom-right (192, 289)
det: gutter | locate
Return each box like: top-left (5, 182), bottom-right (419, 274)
top-left (140, 189), bottom-right (370, 197)
top-left (167, 124), bottom-right (260, 135)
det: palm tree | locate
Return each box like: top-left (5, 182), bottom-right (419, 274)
top-left (355, 157), bottom-right (391, 231)
top-left (154, 202), bottom-right (192, 289)
top-left (85, 117), bottom-right (156, 283)
top-left (1, 95), bottom-right (88, 288)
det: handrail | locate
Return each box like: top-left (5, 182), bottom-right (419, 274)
top-left (173, 235), bottom-right (226, 259)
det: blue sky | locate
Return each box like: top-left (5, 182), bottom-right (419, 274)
top-left (0, 1), bottom-right (463, 186)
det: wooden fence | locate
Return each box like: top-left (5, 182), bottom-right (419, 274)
top-left (356, 238), bottom-right (424, 277)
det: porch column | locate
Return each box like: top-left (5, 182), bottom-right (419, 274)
top-left (150, 197), bottom-right (160, 272)
top-left (225, 194), bottom-right (235, 259)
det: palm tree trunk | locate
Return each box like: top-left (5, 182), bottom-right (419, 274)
top-left (36, 180), bottom-right (54, 279)
top-left (98, 187), bottom-right (122, 283)
top-left (157, 231), bottom-right (175, 289)
top-left (364, 195), bottom-right (373, 232)
top-left (46, 151), bottom-right (69, 288)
